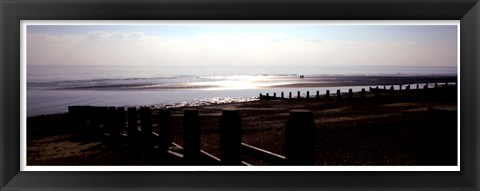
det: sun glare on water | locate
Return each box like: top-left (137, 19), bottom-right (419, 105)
top-left (193, 75), bottom-right (290, 90)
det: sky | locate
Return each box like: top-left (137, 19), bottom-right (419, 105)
top-left (26, 22), bottom-right (458, 67)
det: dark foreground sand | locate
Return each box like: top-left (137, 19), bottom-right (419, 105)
top-left (27, 86), bottom-right (457, 166)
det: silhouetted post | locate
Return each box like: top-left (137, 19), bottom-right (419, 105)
top-left (68, 106), bottom-right (81, 121)
top-left (417, 84), bottom-right (419, 90)
top-left (348, 89), bottom-right (353, 99)
top-left (140, 107), bottom-right (152, 134)
top-left (390, 85), bottom-right (394, 91)
top-left (375, 86), bottom-right (379, 97)
top-left (435, 83), bottom-right (438, 89)
top-left (445, 82), bottom-right (448, 87)
top-left (316, 90), bottom-right (320, 99)
top-left (406, 85), bottom-right (410, 91)
top-left (96, 106), bottom-right (109, 127)
top-left (390, 86), bottom-right (395, 96)
top-left (306, 91), bottom-right (310, 99)
top-left (369, 87), bottom-right (372, 92)
top-left (424, 84), bottom-right (428, 90)
top-left (289, 92), bottom-right (292, 99)
top-left (140, 107), bottom-right (153, 148)
top-left (399, 84), bottom-right (402, 90)
top-left (127, 107), bottom-right (138, 149)
top-left (183, 109), bottom-right (201, 163)
top-left (297, 91), bottom-right (301, 99)
top-left (157, 110), bottom-right (172, 153)
top-left (281, 92), bottom-right (284, 99)
top-left (361, 88), bottom-right (366, 98)
top-left (106, 107), bottom-right (117, 135)
top-left (85, 106), bottom-right (94, 122)
top-left (384, 85), bottom-right (386, 90)
top-left (285, 110), bottom-right (315, 165)
top-left (326, 90), bottom-right (330, 99)
top-left (416, 107), bottom-right (457, 165)
top-left (116, 107), bottom-right (126, 131)
top-left (273, 92), bottom-right (276, 98)
top-left (336, 89), bottom-right (341, 99)
top-left (220, 109), bottom-right (242, 165)
top-left (266, 93), bottom-right (269, 98)
top-left (259, 93), bottom-right (262, 99)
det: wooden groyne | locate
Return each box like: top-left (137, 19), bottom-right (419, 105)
top-left (259, 82), bottom-right (456, 100)
top-left (68, 106), bottom-right (317, 165)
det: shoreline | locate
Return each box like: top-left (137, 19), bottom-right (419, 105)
top-left (27, 75), bottom-right (457, 118)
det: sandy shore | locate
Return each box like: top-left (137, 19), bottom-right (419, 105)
top-left (27, 86), bottom-right (457, 166)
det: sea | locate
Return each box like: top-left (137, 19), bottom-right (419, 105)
top-left (26, 65), bottom-right (457, 117)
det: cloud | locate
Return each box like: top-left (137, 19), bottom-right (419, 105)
top-left (27, 31), bottom-right (457, 66)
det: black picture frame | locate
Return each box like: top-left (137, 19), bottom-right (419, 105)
top-left (1, 0), bottom-right (479, 190)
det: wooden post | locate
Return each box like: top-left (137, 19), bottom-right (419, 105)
top-left (273, 92), bottom-right (276, 98)
top-left (399, 84), bottom-right (402, 90)
top-left (336, 89), bottom-right (341, 99)
top-left (289, 92), bottom-right (292, 99)
top-left (157, 110), bottom-right (172, 153)
top-left (417, 84), bottom-right (419, 90)
top-left (316, 90), bottom-right (320, 99)
top-left (424, 84), bottom-right (428, 89)
top-left (326, 90), bottom-right (330, 99)
top-left (361, 88), bottom-right (366, 98)
top-left (140, 107), bottom-right (153, 149)
top-left (384, 85), bottom-right (386, 90)
top-left (266, 93), bottom-right (269, 97)
top-left (406, 85), bottom-right (410, 91)
top-left (116, 107), bottom-right (126, 131)
top-left (306, 91), bottom-right (310, 99)
top-left (285, 110), bottom-right (315, 165)
top-left (68, 106), bottom-right (81, 121)
top-left (348, 89), bottom-right (353, 99)
top-left (183, 109), bottom-right (201, 163)
top-left (297, 91), bottom-right (301, 99)
top-left (281, 92), bottom-right (284, 99)
top-left (375, 86), bottom-right (379, 97)
top-left (140, 107), bottom-right (153, 134)
top-left (127, 107), bottom-right (138, 149)
top-left (92, 106), bottom-right (101, 124)
top-left (220, 109), bottom-right (242, 165)
top-left (435, 83), bottom-right (438, 88)
top-left (96, 107), bottom-right (109, 126)
top-left (106, 107), bottom-right (117, 134)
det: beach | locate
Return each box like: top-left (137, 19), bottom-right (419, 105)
top-left (26, 85), bottom-right (457, 166)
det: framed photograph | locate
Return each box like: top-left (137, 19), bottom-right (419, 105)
top-left (1, 0), bottom-right (479, 190)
